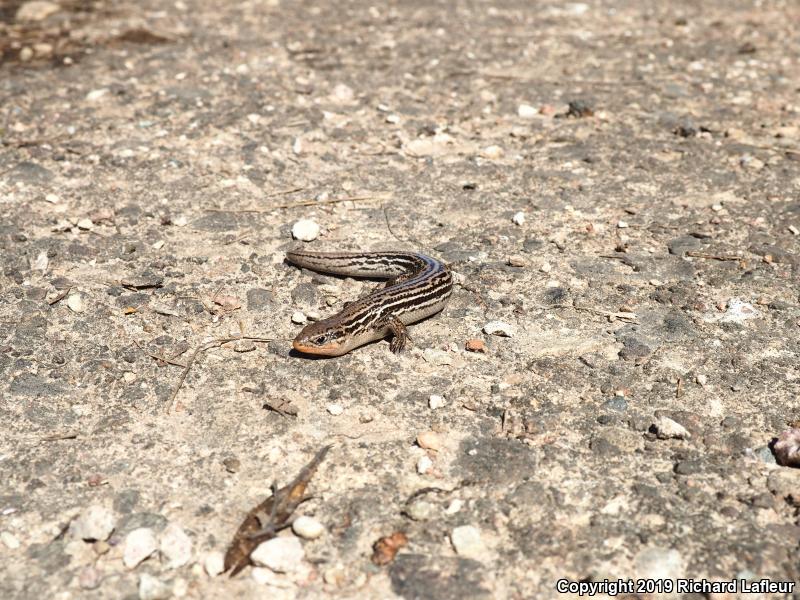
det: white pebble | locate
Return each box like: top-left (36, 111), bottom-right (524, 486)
top-left (250, 536), bottom-right (305, 573)
top-left (76, 218), bottom-right (94, 230)
top-left (517, 104), bottom-right (538, 119)
top-left (331, 83), bottom-right (355, 103)
top-left (539, 262), bottom-right (552, 273)
top-left (428, 394), bottom-right (447, 409)
top-left (173, 215), bottom-right (188, 227)
top-left (695, 374), bottom-right (708, 386)
top-left (292, 516), bottom-right (324, 540)
top-left (444, 499), bottom-right (463, 514)
top-left (138, 573), bottom-right (169, 600)
top-left (159, 523), bottom-right (192, 569)
top-left (481, 145), bottom-right (504, 159)
top-left (291, 311), bottom-right (307, 324)
top-left (291, 219), bottom-right (320, 242)
top-left (203, 551), bottom-right (226, 577)
top-left (450, 525), bottom-right (485, 559)
top-left (711, 203), bottom-right (723, 212)
top-left (123, 528), bottom-right (158, 569)
top-left (652, 416), bottom-right (690, 440)
top-left (69, 505), bottom-right (115, 541)
top-left (45, 193), bottom-right (60, 203)
top-left (483, 321), bottom-right (514, 337)
top-left (326, 404), bottom-right (344, 416)
top-left (0, 531), bottom-right (20, 549)
top-left (512, 211), bottom-right (525, 226)
top-left (416, 455), bottom-right (433, 474)
top-left (85, 88), bottom-right (108, 102)
top-left (152, 240), bottom-right (165, 250)
top-left (66, 293), bottom-right (85, 313)
top-left (33, 251), bottom-right (49, 272)
top-left (617, 220), bottom-right (629, 229)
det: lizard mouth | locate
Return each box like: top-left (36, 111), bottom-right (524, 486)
top-left (292, 338), bottom-right (348, 357)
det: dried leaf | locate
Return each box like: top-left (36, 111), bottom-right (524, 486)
top-left (224, 445), bottom-right (331, 576)
top-left (371, 531), bottom-right (408, 566)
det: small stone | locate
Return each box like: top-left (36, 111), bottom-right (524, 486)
top-left (66, 293), bottom-right (86, 313)
top-left (416, 431), bottom-right (442, 450)
top-left (465, 339), bottom-right (487, 353)
top-left (450, 525), bottom-right (485, 560)
top-left (45, 193), bottom-right (59, 203)
top-left (291, 219), bottom-right (320, 241)
top-left (123, 527), bottom-right (158, 568)
top-left (695, 374), bottom-right (708, 386)
top-left (506, 255), bottom-right (526, 267)
top-left (773, 429), bottom-right (800, 468)
top-left (416, 455), bottom-right (433, 474)
top-left (617, 220), bottom-right (629, 229)
top-left (1, 531), bottom-right (20, 549)
top-left (16, 1), bottom-right (60, 22)
top-left (250, 536), bottom-right (304, 573)
top-left (33, 251), bottom-right (48, 272)
top-left (291, 311), bottom-right (307, 324)
top-left (480, 145), bottom-right (504, 159)
top-left (292, 516), bottom-right (324, 539)
top-left (331, 83), bottom-right (355, 103)
top-left (539, 262), bottom-right (552, 273)
top-left (78, 566), bottom-right (102, 590)
top-left (138, 573), bottom-right (169, 600)
top-left (444, 499), bottom-right (463, 514)
top-left (251, 567), bottom-right (293, 587)
top-left (33, 42), bottom-right (52, 57)
top-left (85, 89), bottom-right (108, 102)
top-left (203, 551), bottom-right (226, 577)
top-left (152, 240), bottom-right (165, 250)
top-left (70, 505), bottom-right (115, 541)
top-left (326, 404), bottom-right (344, 416)
top-left (483, 321), bottom-right (514, 337)
top-left (651, 416), bottom-right (690, 440)
top-left (788, 224), bottom-right (800, 236)
top-left (19, 47), bottom-right (34, 61)
top-left (76, 218), bottom-right (94, 230)
top-left (512, 211), bottom-right (525, 225)
top-left (517, 104), bottom-right (538, 119)
top-left (159, 523), bottom-right (192, 569)
top-left (711, 203), bottom-right (723, 212)
top-left (428, 394), bottom-right (446, 409)
top-left (173, 215), bottom-right (188, 227)
top-left (405, 499), bottom-right (437, 521)
top-left (634, 546), bottom-right (684, 581)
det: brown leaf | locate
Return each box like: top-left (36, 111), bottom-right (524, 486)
top-left (224, 445), bottom-right (331, 576)
top-left (371, 531), bottom-right (408, 566)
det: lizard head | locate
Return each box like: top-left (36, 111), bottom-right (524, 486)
top-left (292, 320), bottom-right (350, 356)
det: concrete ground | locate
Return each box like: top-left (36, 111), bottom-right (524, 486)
top-left (2, 0), bottom-right (800, 598)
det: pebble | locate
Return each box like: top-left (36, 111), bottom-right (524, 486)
top-left (652, 416), bottom-right (690, 440)
top-left (159, 523), bottom-right (192, 569)
top-left (250, 536), bottom-right (305, 573)
top-left (45, 193), bottom-right (59, 203)
top-left (483, 321), bottom-right (514, 337)
top-left (123, 527), bottom-right (159, 568)
top-left (416, 455), bottom-right (434, 474)
top-left (539, 262), bottom-right (552, 273)
top-left (33, 251), bottom-right (48, 272)
top-left (19, 47), bottom-right (33, 61)
top-left (70, 505), bottom-right (115, 541)
top-left (76, 218), bottom-right (94, 230)
top-left (85, 89), bottom-right (108, 102)
top-left (721, 298), bottom-right (759, 323)
top-left (1, 531), bottom-right (20, 549)
top-left (617, 220), bottom-right (629, 228)
top-left (331, 83), bottom-right (355, 103)
top-left (512, 211), bottom-right (525, 225)
top-left (292, 516), bottom-right (324, 539)
top-left (203, 551), bottom-right (226, 577)
top-left (138, 573), bottom-right (169, 600)
top-left (773, 429), bottom-right (800, 467)
top-left (517, 104), bottom-right (538, 119)
top-left (480, 145), bottom-right (504, 159)
top-left (291, 311), bottom-right (307, 324)
top-left (421, 348), bottom-right (454, 365)
top-left (416, 431), bottom-right (442, 450)
top-left (16, 1), bottom-right (60, 21)
top-left (450, 525), bottom-right (485, 560)
top-left (78, 566), bottom-right (102, 590)
top-left (465, 339), bottom-right (487, 353)
top-left (326, 404), bottom-right (344, 416)
top-left (64, 293), bottom-right (88, 313)
top-left (634, 546), bottom-right (684, 581)
top-left (405, 499), bottom-right (437, 521)
top-left (428, 394), bottom-right (446, 409)
top-left (444, 499), bottom-right (463, 514)
top-left (251, 567), bottom-right (293, 588)
top-left (695, 374), bottom-right (708, 386)
top-left (291, 219), bottom-right (320, 241)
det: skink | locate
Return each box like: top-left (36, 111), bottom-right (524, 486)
top-left (285, 249), bottom-right (453, 356)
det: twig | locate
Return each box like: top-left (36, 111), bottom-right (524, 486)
top-left (167, 335), bottom-right (276, 413)
top-left (686, 251), bottom-right (744, 261)
top-left (675, 377), bottom-right (683, 399)
top-left (41, 432), bottom-right (79, 442)
top-left (535, 303), bottom-right (637, 322)
top-left (133, 339), bottom-right (188, 368)
top-left (204, 194), bottom-right (391, 213)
